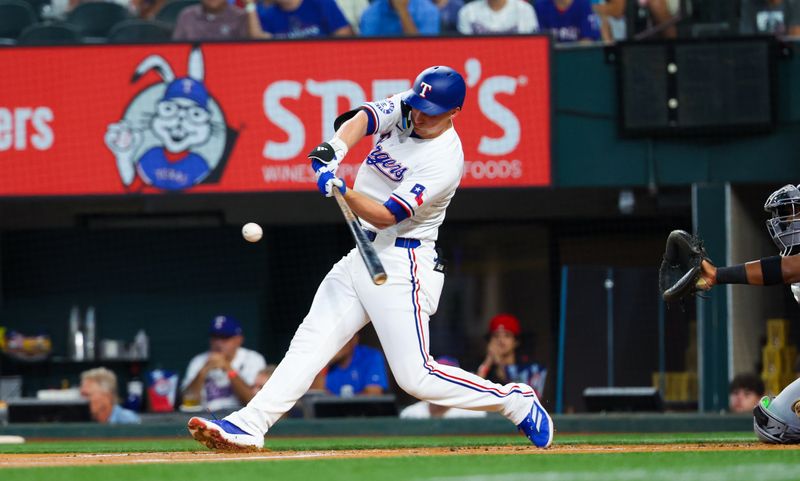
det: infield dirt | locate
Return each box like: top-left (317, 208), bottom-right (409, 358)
top-left (0, 443), bottom-right (796, 468)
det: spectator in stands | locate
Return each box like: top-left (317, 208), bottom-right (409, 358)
top-left (457, 0), bottom-right (537, 34)
top-left (476, 313), bottom-right (547, 397)
top-left (334, 0), bottom-right (369, 33)
top-left (359, 0), bottom-right (440, 36)
top-left (251, 365), bottom-right (277, 396)
top-left (592, 0), bottom-right (625, 41)
top-left (642, 0), bottom-right (678, 38)
top-left (399, 356), bottom-right (488, 419)
top-left (534, 0), bottom-right (600, 42)
top-left (250, 0), bottom-right (353, 38)
top-left (173, 0), bottom-right (253, 40)
top-left (740, 0), bottom-right (800, 36)
top-left (729, 373), bottom-right (766, 414)
top-left (181, 315), bottom-right (267, 411)
top-left (435, 0), bottom-right (464, 34)
top-left (324, 333), bottom-right (388, 396)
top-left (80, 367), bottom-right (141, 424)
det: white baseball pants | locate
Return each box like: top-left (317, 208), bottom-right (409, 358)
top-left (227, 234), bottom-right (536, 436)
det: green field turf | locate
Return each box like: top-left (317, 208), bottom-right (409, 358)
top-left (2, 433), bottom-right (797, 481)
top-left (2, 450), bottom-right (799, 481)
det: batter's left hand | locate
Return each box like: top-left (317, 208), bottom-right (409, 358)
top-left (317, 171), bottom-right (346, 197)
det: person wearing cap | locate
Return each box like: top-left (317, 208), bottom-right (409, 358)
top-left (181, 315), bottom-right (267, 412)
top-left (476, 314), bottom-right (547, 397)
top-left (399, 356), bottom-right (488, 419)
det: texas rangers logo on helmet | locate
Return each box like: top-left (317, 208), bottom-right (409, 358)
top-left (419, 82), bottom-right (433, 98)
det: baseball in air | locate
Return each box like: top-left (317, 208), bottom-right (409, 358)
top-left (242, 223), bottom-right (263, 243)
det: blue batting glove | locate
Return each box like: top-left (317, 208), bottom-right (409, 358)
top-left (316, 171), bottom-right (346, 198)
top-left (308, 142), bottom-right (337, 178)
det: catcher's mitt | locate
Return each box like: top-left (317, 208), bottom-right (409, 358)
top-left (659, 230), bottom-right (709, 302)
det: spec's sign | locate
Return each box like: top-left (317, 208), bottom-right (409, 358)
top-left (0, 37), bottom-right (550, 196)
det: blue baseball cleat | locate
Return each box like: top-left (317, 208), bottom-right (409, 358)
top-left (188, 417), bottom-right (263, 451)
top-left (517, 397), bottom-right (554, 448)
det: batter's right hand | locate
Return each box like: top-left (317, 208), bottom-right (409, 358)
top-left (316, 171), bottom-right (346, 198)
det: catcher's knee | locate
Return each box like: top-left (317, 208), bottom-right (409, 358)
top-left (753, 397), bottom-right (800, 444)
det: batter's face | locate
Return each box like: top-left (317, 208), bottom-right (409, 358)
top-left (412, 107), bottom-right (460, 139)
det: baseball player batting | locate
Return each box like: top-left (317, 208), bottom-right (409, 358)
top-left (660, 184), bottom-right (800, 443)
top-left (187, 65), bottom-right (553, 450)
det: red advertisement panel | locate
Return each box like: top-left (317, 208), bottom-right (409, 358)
top-left (0, 37), bottom-right (550, 196)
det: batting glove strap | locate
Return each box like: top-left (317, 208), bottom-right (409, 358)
top-left (308, 137), bottom-right (348, 177)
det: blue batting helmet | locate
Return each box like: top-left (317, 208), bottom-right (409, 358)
top-left (402, 66), bottom-right (466, 116)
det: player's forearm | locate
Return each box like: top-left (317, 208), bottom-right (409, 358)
top-left (343, 190), bottom-right (396, 229)
top-left (335, 110), bottom-right (369, 150)
top-left (710, 256), bottom-right (800, 286)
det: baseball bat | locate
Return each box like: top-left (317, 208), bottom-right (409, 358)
top-left (332, 189), bottom-right (388, 285)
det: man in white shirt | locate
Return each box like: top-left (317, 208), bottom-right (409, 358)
top-left (181, 315), bottom-right (266, 412)
top-left (457, 0), bottom-right (538, 34)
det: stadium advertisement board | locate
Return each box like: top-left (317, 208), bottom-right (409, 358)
top-left (0, 37), bottom-right (550, 196)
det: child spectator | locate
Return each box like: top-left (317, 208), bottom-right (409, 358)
top-left (254, 0), bottom-right (353, 38)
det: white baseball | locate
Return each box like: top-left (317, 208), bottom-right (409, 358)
top-left (242, 222), bottom-right (263, 243)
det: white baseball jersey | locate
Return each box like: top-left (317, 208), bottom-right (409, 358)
top-left (356, 94), bottom-right (464, 241)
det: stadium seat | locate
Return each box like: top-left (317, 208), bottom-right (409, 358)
top-left (17, 22), bottom-right (83, 45)
top-left (107, 19), bottom-right (172, 43)
top-left (155, 0), bottom-right (199, 26)
top-left (0, 0), bottom-right (37, 42)
top-left (66, 2), bottom-right (131, 40)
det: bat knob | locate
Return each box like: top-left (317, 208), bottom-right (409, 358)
top-left (373, 273), bottom-right (388, 285)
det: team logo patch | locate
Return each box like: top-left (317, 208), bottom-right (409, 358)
top-left (411, 183), bottom-right (426, 206)
top-left (374, 99), bottom-right (394, 115)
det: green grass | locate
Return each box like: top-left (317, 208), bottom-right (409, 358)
top-left (2, 451), bottom-right (800, 481)
top-left (0, 432), bottom-right (758, 454)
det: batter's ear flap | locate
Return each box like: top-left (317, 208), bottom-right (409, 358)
top-left (333, 109), bottom-right (361, 132)
top-left (400, 101), bottom-right (412, 130)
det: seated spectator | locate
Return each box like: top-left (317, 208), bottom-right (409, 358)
top-left (173, 0), bottom-right (252, 40)
top-left (325, 333), bottom-right (388, 396)
top-left (335, 0), bottom-right (369, 33)
top-left (740, 0), bottom-right (800, 36)
top-left (253, 0), bottom-right (353, 38)
top-left (729, 373), bottom-right (765, 414)
top-left (359, 0), bottom-right (440, 36)
top-left (534, 0), bottom-right (600, 42)
top-left (592, 0), bottom-right (625, 41)
top-left (399, 356), bottom-right (488, 419)
top-left (476, 313), bottom-right (547, 396)
top-left (251, 364), bottom-right (277, 396)
top-left (457, 0), bottom-right (537, 35)
top-left (436, 0), bottom-right (464, 33)
top-left (79, 367), bottom-right (141, 424)
top-left (645, 0), bottom-right (678, 38)
top-left (181, 315), bottom-right (267, 411)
